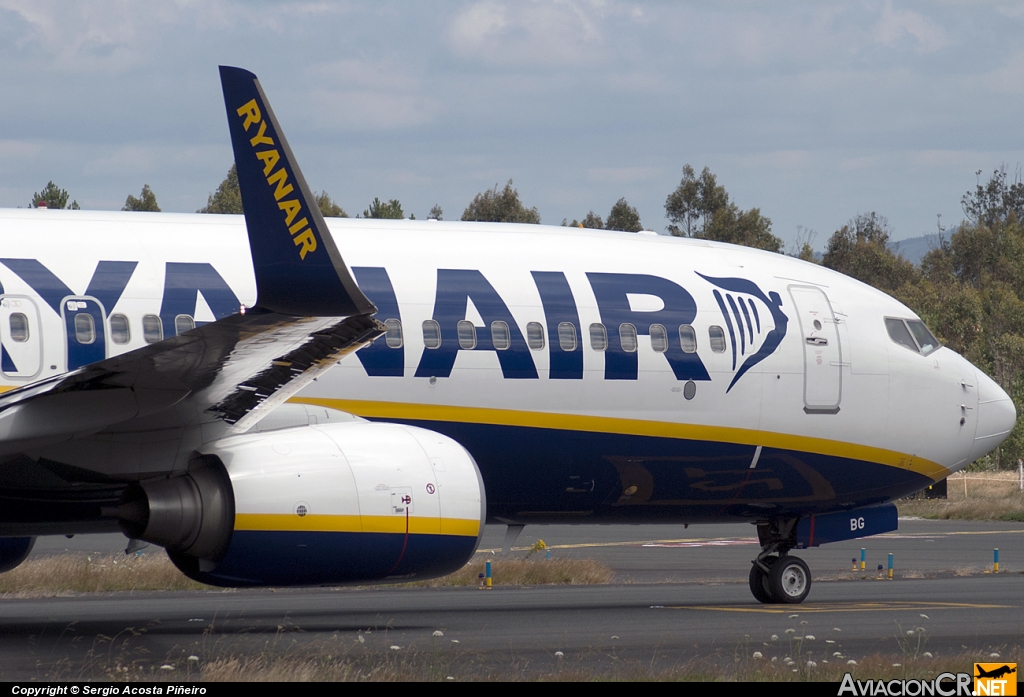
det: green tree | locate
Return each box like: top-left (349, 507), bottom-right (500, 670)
top-left (461, 180), bottom-right (540, 224)
top-left (122, 184), bottom-right (161, 212)
top-left (706, 205), bottom-right (780, 252)
top-left (822, 213), bottom-right (918, 294)
top-left (562, 212), bottom-right (603, 228)
top-left (791, 226), bottom-right (818, 263)
top-left (962, 166), bottom-right (1024, 229)
top-left (664, 165), bottom-right (727, 237)
top-left (31, 181), bottom-right (79, 210)
top-left (315, 191), bottom-right (348, 218)
top-left (605, 198), bottom-right (642, 232)
top-left (363, 198), bottom-right (404, 219)
top-left (428, 204), bottom-right (443, 221)
top-left (198, 165), bottom-right (243, 214)
top-left (664, 165), bottom-right (780, 252)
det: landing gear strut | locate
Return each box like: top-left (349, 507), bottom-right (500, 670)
top-left (750, 519), bottom-right (812, 604)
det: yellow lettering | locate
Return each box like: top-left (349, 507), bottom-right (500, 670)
top-left (236, 100), bottom-right (261, 131)
top-left (255, 149), bottom-right (280, 176)
top-left (288, 217), bottom-right (309, 234)
top-left (293, 229), bottom-right (317, 259)
top-left (248, 119), bottom-right (274, 147)
top-left (266, 169), bottom-right (294, 201)
top-left (278, 200), bottom-right (302, 226)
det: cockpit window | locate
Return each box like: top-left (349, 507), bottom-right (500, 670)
top-left (906, 320), bottom-right (940, 356)
top-left (886, 317), bottom-right (941, 356)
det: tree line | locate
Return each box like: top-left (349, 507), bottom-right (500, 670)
top-left (33, 162), bottom-right (776, 239)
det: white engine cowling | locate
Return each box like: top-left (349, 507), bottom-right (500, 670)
top-left (126, 420), bottom-right (485, 587)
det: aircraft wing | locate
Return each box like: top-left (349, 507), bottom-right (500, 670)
top-left (0, 66), bottom-right (383, 479)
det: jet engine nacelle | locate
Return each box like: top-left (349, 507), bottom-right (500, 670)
top-left (117, 421), bottom-right (485, 587)
top-left (0, 536), bottom-right (35, 573)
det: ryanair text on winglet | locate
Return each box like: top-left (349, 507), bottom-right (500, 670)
top-left (235, 99), bottom-right (318, 261)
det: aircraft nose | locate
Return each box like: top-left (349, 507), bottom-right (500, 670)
top-left (970, 369), bottom-right (1017, 462)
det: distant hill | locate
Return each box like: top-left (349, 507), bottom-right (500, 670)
top-left (889, 234), bottom-right (942, 266)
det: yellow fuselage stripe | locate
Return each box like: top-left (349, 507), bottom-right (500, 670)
top-left (234, 513), bottom-right (480, 537)
top-left (291, 397), bottom-right (951, 481)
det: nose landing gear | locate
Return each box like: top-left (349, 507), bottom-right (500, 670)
top-left (750, 519), bottom-right (812, 604)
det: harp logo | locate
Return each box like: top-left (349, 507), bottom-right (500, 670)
top-left (697, 273), bottom-right (789, 392)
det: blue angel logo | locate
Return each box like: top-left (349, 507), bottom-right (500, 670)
top-left (697, 274), bottom-right (789, 392)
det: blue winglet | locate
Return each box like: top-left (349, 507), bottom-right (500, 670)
top-left (219, 66), bottom-right (375, 317)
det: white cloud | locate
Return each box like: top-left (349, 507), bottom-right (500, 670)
top-left (0, 139), bottom-right (40, 160)
top-left (311, 59), bottom-right (421, 91)
top-left (839, 155), bottom-right (885, 172)
top-left (873, 1), bottom-right (949, 54)
top-left (447, 0), bottom-right (606, 67)
top-left (732, 151), bottom-right (816, 172)
top-left (585, 167), bottom-right (658, 184)
top-left (984, 50), bottom-right (1024, 95)
top-left (309, 89), bottom-right (442, 131)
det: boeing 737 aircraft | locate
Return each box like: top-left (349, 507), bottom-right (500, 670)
top-left (0, 67), bottom-right (1013, 604)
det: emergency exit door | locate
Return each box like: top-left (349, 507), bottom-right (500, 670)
top-left (61, 296), bottom-right (107, 371)
top-left (788, 285), bottom-right (842, 413)
top-left (0, 295), bottom-right (42, 379)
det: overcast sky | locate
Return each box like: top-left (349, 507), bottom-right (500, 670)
top-left (1, 1), bottom-right (1022, 250)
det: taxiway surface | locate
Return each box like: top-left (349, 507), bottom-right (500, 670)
top-left (4, 519), bottom-right (1022, 679)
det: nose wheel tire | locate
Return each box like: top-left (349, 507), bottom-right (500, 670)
top-left (768, 555), bottom-right (811, 604)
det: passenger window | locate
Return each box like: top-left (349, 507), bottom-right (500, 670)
top-left (9, 313), bottom-right (28, 343)
top-left (619, 323), bottom-right (638, 353)
top-left (109, 314), bottom-right (130, 344)
top-left (906, 320), bottom-right (940, 356)
top-left (885, 318), bottom-right (919, 353)
top-left (491, 321), bottom-right (510, 350)
top-left (74, 313), bottom-right (95, 345)
top-left (558, 322), bottom-right (577, 351)
top-left (457, 320), bottom-right (477, 349)
top-left (679, 325), bottom-right (697, 353)
top-left (527, 322), bottom-right (545, 350)
top-left (174, 314), bottom-right (195, 336)
top-left (649, 324), bottom-right (668, 353)
top-left (589, 323), bottom-right (607, 351)
top-left (143, 314), bottom-right (162, 344)
top-left (384, 319), bottom-right (403, 348)
top-left (709, 326), bottom-right (726, 353)
top-left (422, 320), bottom-right (441, 349)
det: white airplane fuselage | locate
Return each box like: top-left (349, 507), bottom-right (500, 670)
top-left (0, 208), bottom-right (1014, 525)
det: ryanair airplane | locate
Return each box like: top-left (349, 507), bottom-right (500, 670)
top-left (0, 67), bottom-right (1012, 604)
